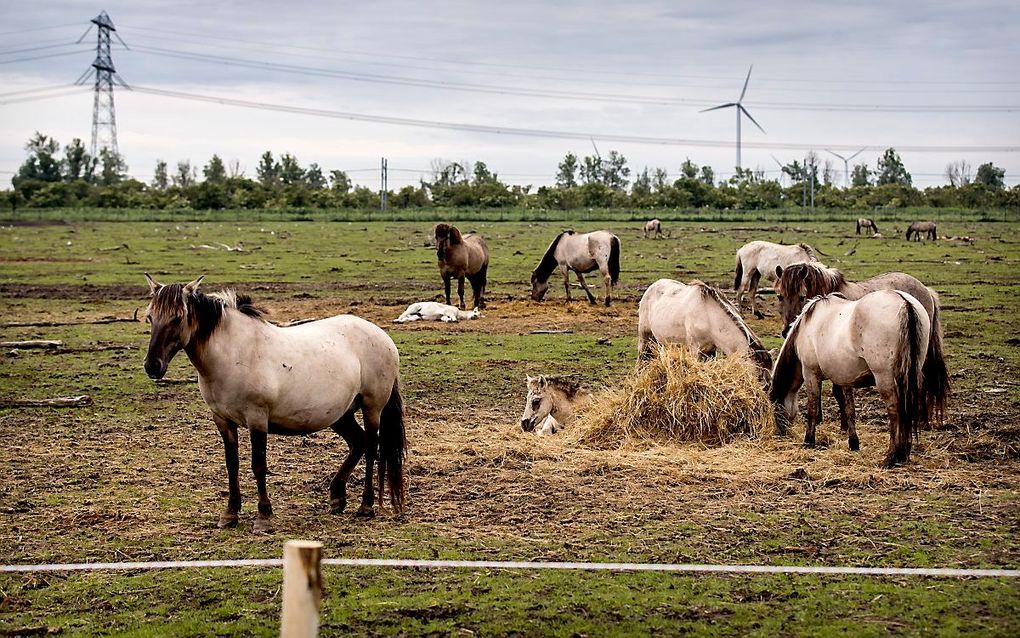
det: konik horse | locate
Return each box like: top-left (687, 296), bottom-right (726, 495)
top-left (905, 221), bottom-right (937, 241)
top-left (734, 240), bottom-right (821, 318)
top-left (531, 230), bottom-right (621, 306)
top-left (435, 223), bottom-right (489, 309)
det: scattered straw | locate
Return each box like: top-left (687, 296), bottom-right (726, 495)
top-left (573, 344), bottom-right (774, 448)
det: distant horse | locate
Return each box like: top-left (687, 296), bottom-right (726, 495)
top-left (734, 240), bottom-right (821, 318)
top-left (856, 218), bottom-right (879, 235)
top-left (773, 263), bottom-right (950, 414)
top-left (531, 230), bottom-right (621, 306)
top-left (906, 221), bottom-right (937, 241)
top-left (643, 219), bottom-right (664, 239)
top-left (770, 290), bottom-right (948, 467)
top-left (638, 279), bottom-right (773, 383)
top-left (520, 375), bottom-right (590, 435)
top-left (142, 274), bottom-right (406, 532)
top-left (394, 301), bottom-right (480, 323)
top-left (435, 223), bottom-right (489, 309)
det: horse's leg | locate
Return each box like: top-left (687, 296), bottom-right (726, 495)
top-left (602, 269), bottom-right (613, 307)
top-left (356, 408), bottom-right (382, 518)
top-left (214, 415), bottom-right (241, 528)
top-left (803, 375), bottom-right (822, 448)
top-left (833, 385), bottom-right (859, 451)
top-left (875, 378), bottom-right (901, 468)
top-left (748, 270), bottom-right (764, 319)
top-left (457, 276), bottom-right (466, 310)
top-left (575, 272), bottom-right (597, 304)
top-left (562, 268), bottom-right (572, 302)
top-left (328, 410), bottom-right (365, 514)
top-left (443, 274), bottom-right (452, 306)
top-left (250, 428), bottom-right (273, 533)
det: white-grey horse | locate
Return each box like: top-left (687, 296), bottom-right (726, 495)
top-left (531, 230), bottom-right (621, 306)
top-left (733, 240), bottom-right (821, 318)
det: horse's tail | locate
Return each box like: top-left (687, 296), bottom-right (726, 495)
top-left (733, 254), bottom-right (743, 290)
top-left (895, 293), bottom-right (926, 462)
top-left (608, 235), bottom-right (621, 285)
top-left (905, 226), bottom-right (912, 240)
top-left (378, 379), bottom-right (407, 514)
top-left (922, 299), bottom-right (950, 425)
top-left (769, 314), bottom-right (806, 436)
top-left (856, 220), bottom-right (862, 235)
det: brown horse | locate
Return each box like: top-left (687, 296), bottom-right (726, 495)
top-left (435, 223), bottom-right (489, 309)
top-left (772, 262), bottom-right (950, 419)
top-left (856, 218), bottom-right (879, 235)
top-left (905, 221), bottom-right (937, 241)
top-left (770, 291), bottom-right (948, 467)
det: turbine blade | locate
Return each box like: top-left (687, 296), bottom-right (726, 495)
top-left (739, 65), bottom-right (753, 102)
top-left (739, 104), bottom-right (765, 134)
top-left (826, 149), bottom-right (847, 161)
top-left (700, 102), bottom-right (736, 113)
top-left (770, 154), bottom-right (784, 168)
top-left (848, 147), bottom-right (867, 161)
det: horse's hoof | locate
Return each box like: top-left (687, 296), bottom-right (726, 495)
top-left (849, 438), bottom-right (860, 452)
top-left (253, 516), bottom-right (274, 534)
top-left (330, 499), bottom-right (346, 515)
top-left (355, 505), bottom-right (375, 519)
top-left (803, 439), bottom-right (816, 449)
top-left (753, 311), bottom-right (765, 319)
top-left (217, 512), bottom-right (239, 529)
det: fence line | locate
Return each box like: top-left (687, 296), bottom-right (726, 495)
top-left (1, 557), bottom-right (1016, 578)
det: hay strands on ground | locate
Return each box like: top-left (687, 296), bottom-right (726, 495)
top-left (0, 340), bottom-right (62, 349)
top-left (0, 395), bottom-right (93, 408)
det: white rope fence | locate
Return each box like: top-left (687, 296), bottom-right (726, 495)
top-left (2, 557), bottom-right (1017, 578)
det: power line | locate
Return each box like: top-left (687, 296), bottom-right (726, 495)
top-left (0, 49), bottom-right (92, 65)
top-left (0, 87), bottom-right (90, 105)
top-left (123, 85), bottom-right (1020, 153)
top-left (0, 40), bottom-right (86, 56)
top-left (0, 22), bottom-right (82, 38)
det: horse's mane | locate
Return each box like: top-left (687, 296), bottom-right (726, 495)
top-left (544, 375), bottom-right (584, 398)
top-left (207, 289), bottom-right (268, 320)
top-left (777, 262), bottom-right (846, 299)
top-left (796, 242), bottom-right (821, 262)
top-left (769, 295), bottom-right (828, 404)
top-left (691, 281), bottom-right (763, 351)
top-left (532, 230), bottom-right (574, 284)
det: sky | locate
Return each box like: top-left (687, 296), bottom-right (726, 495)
top-left (1, 0), bottom-right (1018, 190)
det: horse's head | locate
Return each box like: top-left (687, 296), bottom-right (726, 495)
top-left (530, 272), bottom-right (550, 301)
top-left (434, 224), bottom-right (460, 261)
top-left (467, 307), bottom-right (481, 320)
top-left (750, 347), bottom-right (774, 387)
top-left (520, 375), bottom-right (554, 432)
top-left (142, 273), bottom-right (203, 380)
top-left (773, 265), bottom-right (806, 336)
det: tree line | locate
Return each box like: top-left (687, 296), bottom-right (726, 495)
top-left (4, 132), bottom-right (1015, 212)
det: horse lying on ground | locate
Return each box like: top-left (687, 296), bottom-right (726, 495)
top-left (734, 240), bottom-right (821, 318)
top-left (637, 278), bottom-right (773, 384)
top-left (856, 218), bottom-right (879, 235)
top-left (905, 221), bottom-right (937, 241)
top-left (520, 375), bottom-right (591, 435)
top-left (435, 223), bottom-right (489, 309)
top-left (394, 302), bottom-right (480, 323)
top-left (643, 219), bottom-right (664, 239)
top-left (531, 230), bottom-right (621, 306)
top-left (142, 274), bottom-right (407, 532)
top-left (769, 290), bottom-right (948, 467)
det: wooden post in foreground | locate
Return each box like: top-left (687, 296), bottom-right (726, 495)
top-left (281, 540), bottom-right (323, 638)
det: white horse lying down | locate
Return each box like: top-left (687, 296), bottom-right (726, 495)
top-left (393, 302), bottom-right (480, 323)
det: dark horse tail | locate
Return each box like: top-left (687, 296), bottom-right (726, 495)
top-left (378, 379), bottom-right (408, 513)
top-left (922, 299), bottom-right (950, 425)
top-left (733, 255), bottom-right (743, 290)
top-left (608, 235), bottom-right (621, 285)
top-left (894, 293), bottom-right (927, 464)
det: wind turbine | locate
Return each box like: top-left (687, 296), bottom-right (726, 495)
top-left (826, 148), bottom-right (867, 188)
top-left (701, 66), bottom-right (765, 170)
top-left (770, 154), bottom-right (786, 186)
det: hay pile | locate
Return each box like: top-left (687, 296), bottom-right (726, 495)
top-left (575, 344), bottom-right (775, 448)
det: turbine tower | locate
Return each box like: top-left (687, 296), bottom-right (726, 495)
top-left (826, 148), bottom-right (867, 188)
top-left (75, 11), bottom-right (129, 159)
top-left (702, 66), bottom-right (765, 170)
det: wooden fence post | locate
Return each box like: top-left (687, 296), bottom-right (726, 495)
top-left (281, 540), bottom-right (323, 638)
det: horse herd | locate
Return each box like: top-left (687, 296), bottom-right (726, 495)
top-left (141, 220), bottom-right (949, 532)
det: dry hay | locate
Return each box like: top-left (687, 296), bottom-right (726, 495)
top-left (573, 344), bottom-right (774, 448)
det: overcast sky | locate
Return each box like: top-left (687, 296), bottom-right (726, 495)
top-left (1, 1), bottom-right (1018, 189)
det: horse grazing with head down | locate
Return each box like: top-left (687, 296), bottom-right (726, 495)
top-left (856, 218), bottom-right (879, 235)
top-left (643, 219), bottom-right (664, 239)
top-left (637, 279), bottom-right (773, 384)
top-left (142, 274), bottom-right (407, 532)
top-left (519, 375), bottom-right (590, 435)
top-left (772, 262), bottom-right (949, 411)
top-left (770, 290), bottom-right (948, 467)
top-left (733, 240), bottom-right (821, 318)
top-left (905, 221), bottom-right (937, 241)
top-left (435, 223), bottom-right (489, 309)
top-left (531, 230), bottom-right (621, 306)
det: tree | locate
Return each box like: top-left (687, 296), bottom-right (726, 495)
top-left (653, 168), bottom-right (669, 192)
top-left (975, 162), bottom-right (1005, 190)
top-left (876, 148), bottom-right (911, 186)
top-left (329, 169), bottom-right (351, 193)
top-left (822, 160), bottom-right (835, 186)
top-left (556, 153), bottom-right (578, 188)
top-left (945, 160), bottom-right (972, 187)
top-left (305, 163), bottom-right (326, 189)
top-left (632, 167), bottom-right (652, 199)
top-left (851, 162), bottom-right (871, 186)
top-left (256, 151), bottom-right (279, 186)
top-left (173, 160), bottom-right (195, 188)
top-left (152, 160), bottom-right (168, 190)
top-left (14, 132), bottom-right (62, 185)
top-left (97, 148), bottom-right (127, 186)
top-left (580, 154), bottom-right (603, 184)
top-left (203, 154), bottom-right (227, 183)
top-left (603, 151), bottom-right (630, 191)
top-left (473, 161), bottom-right (496, 185)
top-left (680, 158), bottom-right (698, 179)
top-left (278, 154), bottom-right (305, 185)
top-left (699, 165), bottom-right (715, 186)
top-left (63, 138), bottom-right (94, 182)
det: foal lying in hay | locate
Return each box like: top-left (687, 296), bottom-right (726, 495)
top-left (576, 344), bottom-right (775, 448)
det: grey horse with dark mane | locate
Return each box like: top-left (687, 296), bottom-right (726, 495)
top-left (531, 230), bottom-right (621, 306)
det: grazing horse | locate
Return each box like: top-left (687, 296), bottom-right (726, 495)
top-left (435, 223), bottom-right (489, 309)
top-left (856, 218), bottom-right (879, 235)
top-left (734, 240), bottom-right (821, 318)
top-left (773, 262), bottom-right (950, 415)
top-left (637, 279), bottom-right (773, 383)
top-left (906, 221), bottom-right (937, 241)
top-left (770, 291), bottom-right (948, 467)
top-left (520, 375), bottom-right (590, 435)
top-left (142, 274), bottom-right (407, 532)
top-left (394, 301), bottom-right (479, 323)
top-left (531, 230), bottom-right (621, 306)
top-left (643, 219), bottom-right (664, 239)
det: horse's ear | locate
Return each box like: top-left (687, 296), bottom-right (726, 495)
top-left (144, 273), bottom-right (162, 295)
top-left (184, 275), bottom-right (205, 294)
top-left (538, 375), bottom-right (548, 387)
top-left (775, 265), bottom-right (784, 279)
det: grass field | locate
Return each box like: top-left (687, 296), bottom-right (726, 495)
top-left (1, 218), bottom-right (1018, 636)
